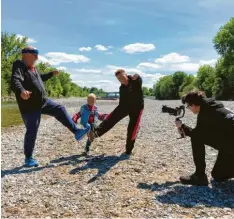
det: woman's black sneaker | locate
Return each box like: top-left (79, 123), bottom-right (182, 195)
top-left (179, 173), bottom-right (209, 186)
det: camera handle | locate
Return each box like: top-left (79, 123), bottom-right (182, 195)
top-left (175, 118), bottom-right (185, 139)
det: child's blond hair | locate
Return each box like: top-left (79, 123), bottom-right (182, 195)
top-left (88, 93), bottom-right (96, 100)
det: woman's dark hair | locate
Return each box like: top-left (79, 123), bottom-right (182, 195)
top-left (182, 90), bottom-right (206, 106)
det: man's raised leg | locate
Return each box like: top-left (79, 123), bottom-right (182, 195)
top-left (41, 99), bottom-right (86, 141)
top-left (94, 105), bottom-right (128, 138)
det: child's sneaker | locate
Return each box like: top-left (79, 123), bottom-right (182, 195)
top-left (24, 157), bottom-right (38, 167)
top-left (75, 129), bottom-right (88, 142)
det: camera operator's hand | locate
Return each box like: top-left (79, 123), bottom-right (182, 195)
top-left (175, 120), bottom-right (182, 128)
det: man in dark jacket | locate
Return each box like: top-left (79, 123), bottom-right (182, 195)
top-left (11, 46), bottom-right (86, 167)
top-left (176, 90), bottom-right (234, 186)
top-left (93, 69), bottom-right (144, 155)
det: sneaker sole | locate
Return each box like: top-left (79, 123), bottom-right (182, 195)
top-left (25, 163), bottom-right (39, 168)
top-left (76, 133), bottom-right (87, 142)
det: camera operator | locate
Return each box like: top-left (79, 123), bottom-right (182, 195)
top-left (175, 90), bottom-right (234, 186)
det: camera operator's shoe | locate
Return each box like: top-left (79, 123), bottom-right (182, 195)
top-left (125, 150), bottom-right (133, 156)
top-left (180, 173), bottom-right (209, 186)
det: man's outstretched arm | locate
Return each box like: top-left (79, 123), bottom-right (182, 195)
top-left (39, 70), bottom-right (59, 81)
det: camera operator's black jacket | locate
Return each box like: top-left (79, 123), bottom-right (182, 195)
top-left (182, 97), bottom-right (234, 152)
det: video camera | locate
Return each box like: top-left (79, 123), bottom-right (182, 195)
top-left (161, 105), bottom-right (185, 139)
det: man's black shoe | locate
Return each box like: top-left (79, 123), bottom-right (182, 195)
top-left (180, 173), bottom-right (209, 186)
top-left (125, 150), bottom-right (132, 156)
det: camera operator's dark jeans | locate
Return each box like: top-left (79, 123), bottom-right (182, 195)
top-left (191, 135), bottom-right (234, 180)
top-left (21, 99), bottom-right (79, 159)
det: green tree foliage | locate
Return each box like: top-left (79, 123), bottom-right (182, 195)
top-left (171, 71), bottom-right (187, 99)
top-left (1, 32), bottom-right (27, 94)
top-left (153, 73), bottom-right (196, 100)
top-left (142, 87), bottom-right (153, 96)
top-left (179, 74), bottom-right (196, 97)
top-left (1, 77), bottom-right (8, 96)
top-left (196, 65), bottom-right (215, 97)
top-left (213, 17), bottom-right (234, 62)
top-left (212, 58), bottom-right (234, 99)
top-left (212, 17), bottom-right (234, 100)
top-left (153, 75), bottom-right (174, 100)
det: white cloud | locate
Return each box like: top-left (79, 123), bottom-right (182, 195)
top-left (169, 59), bottom-right (217, 72)
top-left (95, 45), bottom-right (108, 51)
top-left (44, 52), bottom-right (90, 65)
top-left (74, 68), bottom-right (102, 74)
top-left (137, 62), bottom-right (161, 70)
top-left (73, 79), bottom-right (120, 92)
top-left (79, 47), bottom-right (92, 52)
top-left (57, 66), bottom-right (67, 71)
top-left (137, 52), bottom-right (217, 73)
top-left (170, 63), bottom-right (200, 72)
top-left (122, 43), bottom-right (155, 54)
top-left (199, 59), bottom-right (217, 66)
top-left (155, 53), bottom-right (190, 64)
top-left (16, 34), bottom-right (37, 43)
top-left (38, 55), bottom-right (50, 63)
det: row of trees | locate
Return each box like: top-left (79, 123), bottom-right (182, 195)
top-left (1, 32), bottom-right (106, 98)
top-left (153, 17), bottom-right (234, 100)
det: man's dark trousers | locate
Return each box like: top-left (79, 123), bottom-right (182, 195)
top-left (191, 134), bottom-right (234, 180)
top-left (21, 99), bottom-right (78, 158)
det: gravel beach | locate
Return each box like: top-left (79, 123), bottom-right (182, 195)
top-left (1, 98), bottom-right (234, 218)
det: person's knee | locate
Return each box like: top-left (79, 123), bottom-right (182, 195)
top-left (55, 105), bottom-right (68, 117)
top-left (57, 104), bottom-right (66, 112)
top-left (191, 132), bottom-right (205, 146)
top-left (25, 124), bottom-right (39, 136)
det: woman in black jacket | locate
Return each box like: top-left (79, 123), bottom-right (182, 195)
top-left (176, 90), bottom-right (234, 186)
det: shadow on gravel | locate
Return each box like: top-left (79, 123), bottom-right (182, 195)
top-left (69, 153), bottom-right (130, 183)
top-left (1, 165), bottom-right (55, 178)
top-left (138, 180), bottom-right (234, 208)
top-left (1, 153), bottom-right (87, 178)
top-left (50, 153), bottom-right (87, 165)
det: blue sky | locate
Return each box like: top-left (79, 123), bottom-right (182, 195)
top-left (2, 0), bottom-right (234, 91)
